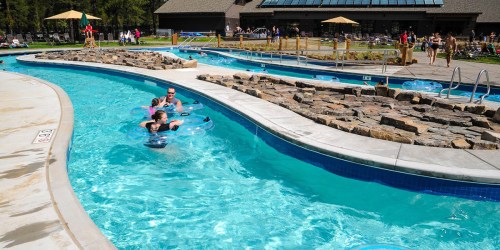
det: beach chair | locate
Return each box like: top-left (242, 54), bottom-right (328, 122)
top-left (6, 34), bottom-right (14, 44)
top-left (63, 33), bottom-right (73, 43)
top-left (16, 34), bottom-right (25, 44)
top-left (25, 34), bottom-right (33, 44)
top-left (44, 35), bottom-right (53, 46)
top-left (107, 33), bottom-right (113, 43)
top-left (53, 33), bottom-right (62, 44)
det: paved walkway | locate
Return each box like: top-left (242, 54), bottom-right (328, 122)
top-left (396, 51), bottom-right (500, 86)
top-left (0, 48), bottom-right (499, 249)
top-left (0, 72), bottom-right (114, 249)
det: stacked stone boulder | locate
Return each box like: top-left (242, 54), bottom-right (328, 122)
top-left (35, 49), bottom-right (197, 70)
top-left (197, 73), bottom-right (500, 150)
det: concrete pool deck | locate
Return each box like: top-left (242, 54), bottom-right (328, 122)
top-left (0, 51), bottom-right (499, 248)
top-left (0, 71), bottom-right (114, 248)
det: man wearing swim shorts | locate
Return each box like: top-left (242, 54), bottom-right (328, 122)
top-left (444, 32), bottom-right (457, 68)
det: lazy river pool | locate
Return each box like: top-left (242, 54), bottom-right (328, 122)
top-left (1, 55), bottom-right (499, 249)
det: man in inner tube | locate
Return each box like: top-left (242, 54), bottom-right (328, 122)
top-left (159, 87), bottom-right (183, 112)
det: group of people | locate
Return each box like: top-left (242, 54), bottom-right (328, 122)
top-left (424, 32), bottom-right (457, 67)
top-left (409, 31), bottom-right (457, 67)
top-left (119, 28), bottom-right (141, 46)
top-left (139, 87), bottom-right (184, 133)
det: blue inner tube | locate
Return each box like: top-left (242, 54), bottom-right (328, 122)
top-left (314, 75), bottom-right (340, 82)
top-left (128, 113), bottom-right (214, 148)
top-left (402, 80), bottom-right (443, 92)
top-left (130, 101), bottom-right (204, 119)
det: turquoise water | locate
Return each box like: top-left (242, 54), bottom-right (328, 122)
top-left (2, 56), bottom-right (499, 249)
top-left (156, 48), bottom-right (500, 102)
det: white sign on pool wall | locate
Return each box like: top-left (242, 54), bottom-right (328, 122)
top-left (33, 129), bottom-right (55, 144)
top-left (363, 75), bottom-right (372, 81)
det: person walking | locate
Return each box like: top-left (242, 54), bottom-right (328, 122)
top-left (444, 32), bottom-right (457, 67)
top-left (429, 32), bottom-right (441, 65)
top-left (134, 28), bottom-right (141, 45)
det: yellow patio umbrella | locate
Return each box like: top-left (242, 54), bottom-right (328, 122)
top-left (45, 10), bottom-right (101, 42)
top-left (45, 10), bottom-right (101, 20)
top-left (321, 16), bottom-right (359, 37)
top-left (321, 16), bottom-right (359, 25)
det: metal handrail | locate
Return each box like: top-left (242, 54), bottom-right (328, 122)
top-left (469, 69), bottom-right (490, 104)
top-left (205, 48), bottom-right (399, 71)
top-left (179, 36), bottom-right (195, 47)
top-left (439, 66), bottom-right (461, 98)
top-left (201, 37), bottom-right (216, 48)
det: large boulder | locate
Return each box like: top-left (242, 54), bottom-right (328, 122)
top-left (181, 59), bottom-right (198, 68)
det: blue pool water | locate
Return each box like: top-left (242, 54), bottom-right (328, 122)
top-left (2, 56), bottom-right (499, 249)
top-left (151, 47), bottom-right (500, 102)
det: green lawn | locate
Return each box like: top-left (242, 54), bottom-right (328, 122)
top-left (2, 40), bottom-right (170, 50)
top-left (437, 53), bottom-right (500, 65)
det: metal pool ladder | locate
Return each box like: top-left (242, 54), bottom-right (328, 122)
top-left (469, 69), bottom-right (491, 104)
top-left (439, 66), bottom-right (461, 98)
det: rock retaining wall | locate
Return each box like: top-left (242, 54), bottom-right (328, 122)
top-left (35, 49), bottom-right (197, 70)
top-left (198, 73), bottom-right (500, 150)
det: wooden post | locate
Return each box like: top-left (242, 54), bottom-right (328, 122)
top-left (402, 42), bottom-right (408, 66)
top-left (346, 39), bottom-right (351, 51)
top-left (296, 36), bottom-right (300, 52)
top-left (285, 36), bottom-right (288, 50)
top-left (217, 34), bottom-right (221, 48)
top-left (172, 33), bottom-right (178, 45)
top-left (239, 35), bottom-right (243, 49)
top-left (333, 39), bottom-right (338, 50)
top-left (279, 37), bottom-right (283, 51)
top-left (267, 36), bottom-right (271, 47)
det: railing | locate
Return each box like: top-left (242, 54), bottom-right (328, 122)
top-left (221, 48), bottom-right (399, 73)
top-left (179, 37), bottom-right (196, 48)
top-left (470, 69), bottom-right (491, 104)
top-left (201, 37), bottom-right (217, 48)
top-left (438, 66), bottom-right (462, 98)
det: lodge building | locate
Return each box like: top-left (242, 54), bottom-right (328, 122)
top-left (155, 0), bottom-right (500, 37)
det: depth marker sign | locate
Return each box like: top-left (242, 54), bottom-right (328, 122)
top-left (33, 129), bottom-right (55, 144)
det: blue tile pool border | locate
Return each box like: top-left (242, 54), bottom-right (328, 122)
top-left (16, 57), bottom-right (500, 202)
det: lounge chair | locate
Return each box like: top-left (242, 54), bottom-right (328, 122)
top-left (107, 33), bottom-right (113, 43)
top-left (25, 34), bottom-right (34, 44)
top-left (63, 33), bottom-right (73, 43)
top-left (53, 33), bottom-right (62, 44)
top-left (44, 35), bottom-right (53, 46)
top-left (6, 34), bottom-right (14, 44)
top-left (16, 34), bottom-right (25, 44)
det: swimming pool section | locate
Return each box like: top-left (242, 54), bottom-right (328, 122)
top-left (188, 85), bottom-right (500, 202)
top-left (166, 47), bottom-right (500, 100)
top-left (17, 58), bottom-right (498, 201)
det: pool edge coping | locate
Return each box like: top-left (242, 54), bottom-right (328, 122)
top-left (34, 75), bottom-right (116, 249)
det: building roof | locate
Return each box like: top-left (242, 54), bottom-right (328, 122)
top-left (239, 0), bottom-right (499, 23)
top-left (155, 0), bottom-right (235, 14)
top-left (155, 0), bottom-right (500, 23)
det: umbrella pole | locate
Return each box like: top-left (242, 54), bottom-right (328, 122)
top-left (70, 20), bottom-right (74, 43)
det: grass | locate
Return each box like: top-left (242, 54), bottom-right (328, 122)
top-left (2, 40), bottom-right (170, 50)
top-left (437, 53), bottom-right (500, 65)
